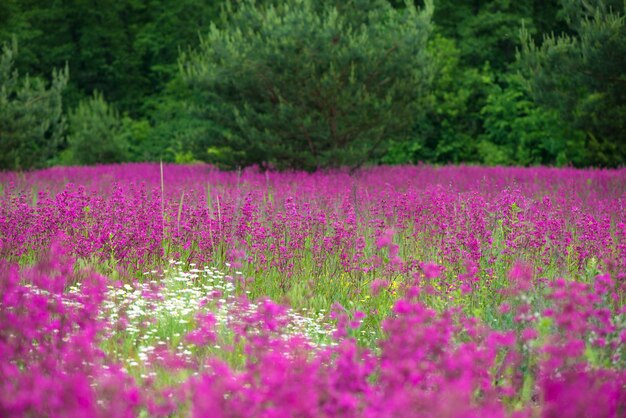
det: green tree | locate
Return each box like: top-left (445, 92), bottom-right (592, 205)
top-left (0, 1), bottom-right (31, 44)
top-left (384, 1), bottom-right (567, 166)
top-left (19, 0), bottom-right (150, 113)
top-left (180, 0), bottom-right (434, 170)
top-left (134, 0), bottom-right (222, 93)
top-left (428, 0), bottom-right (565, 71)
top-left (478, 73), bottom-right (570, 166)
top-left (384, 34), bottom-right (492, 165)
top-left (0, 40), bottom-right (67, 170)
top-left (65, 92), bottom-right (129, 165)
top-left (140, 76), bottom-right (203, 163)
top-left (519, 0), bottom-right (626, 166)
top-left (0, 0), bottom-right (223, 115)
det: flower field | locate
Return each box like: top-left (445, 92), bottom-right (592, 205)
top-left (1, 163), bottom-right (625, 417)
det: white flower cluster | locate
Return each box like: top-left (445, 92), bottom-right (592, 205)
top-left (96, 261), bottom-right (333, 370)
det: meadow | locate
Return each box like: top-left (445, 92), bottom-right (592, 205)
top-left (1, 163), bottom-right (625, 417)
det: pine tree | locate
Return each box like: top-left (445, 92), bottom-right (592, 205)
top-left (0, 40), bottom-right (67, 170)
top-left (180, 0), bottom-right (434, 170)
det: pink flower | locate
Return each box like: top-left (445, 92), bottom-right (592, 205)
top-left (370, 279), bottom-right (390, 296)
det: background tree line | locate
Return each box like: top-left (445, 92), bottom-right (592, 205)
top-left (1, 0), bottom-right (624, 171)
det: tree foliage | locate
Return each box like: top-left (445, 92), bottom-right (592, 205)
top-left (180, 0), bottom-right (434, 170)
top-left (0, 0), bottom-right (222, 114)
top-left (430, 0), bottom-right (565, 71)
top-left (65, 92), bottom-right (129, 165)
top-left (519, 0), bottom-right (626, 167)
top-left (382, 34), bottom-right (491, 165)
top-left (0, 40), bottom-right (67, 170)
top-left (0, 0), bottom-right (624, 169)
top-left (478, 73), bottom-right (571, 166)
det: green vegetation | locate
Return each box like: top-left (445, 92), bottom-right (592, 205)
top-left (180, 0), bottom-right (434, 170)
top-left (0, 40), bottom-right (67, 170)
top-left (0, 0), bottom-right (624, 170)
top-left (64, 92), bottom-right (129, 165)
top-left (519, 0), bottom-right (626, 166)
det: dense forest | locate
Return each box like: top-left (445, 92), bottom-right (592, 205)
top-left (1, 0), bottom-right (624, 170)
